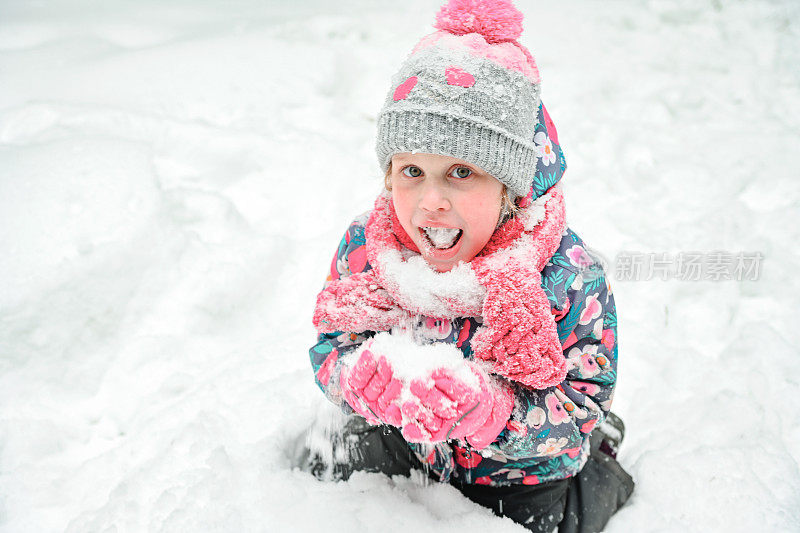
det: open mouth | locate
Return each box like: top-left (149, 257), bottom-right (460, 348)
top-left (420, 226), bottom-right (463, 250)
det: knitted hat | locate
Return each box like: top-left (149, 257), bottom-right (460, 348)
top-left (376, 0), bottom-right (543, 199)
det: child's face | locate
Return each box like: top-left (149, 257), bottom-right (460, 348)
top-left (390, 152), bottom-right (504, 272)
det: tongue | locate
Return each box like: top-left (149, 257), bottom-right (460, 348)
top-left (425, 227), bottom-right (460, 249)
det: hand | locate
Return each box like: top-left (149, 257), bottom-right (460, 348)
top-left (339, 344), bottom-right (403, 426)
top-left (314, 271), bottom-right (405, 334)
top-left (470, 270), bottom-right (567, 389)
top-left (465, 377), bottom-right (514, 449)
top-left (399, 362), bottom-right (512, 446)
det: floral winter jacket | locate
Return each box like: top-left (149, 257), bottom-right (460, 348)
top-left (308, 103), bottom-right (618, 487)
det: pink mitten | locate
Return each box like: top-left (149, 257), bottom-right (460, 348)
top-left (314, 271), bottom-right (405, 334)
top-left (465, 378), bottom-right (514, 449)
top-left (400, 362), bottom-right (500, 444)
top-left (339, 345), bottom-right (403, 426)
top-left (470, 268), bottom-right (567, 389)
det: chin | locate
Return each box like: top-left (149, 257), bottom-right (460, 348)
top-left (430, 262), bottom-right (454, 273)
top-left (423, 253), bottom-right (463, 272)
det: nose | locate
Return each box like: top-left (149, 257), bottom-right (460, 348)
top-left (418, 179), bottom-right (451, 212)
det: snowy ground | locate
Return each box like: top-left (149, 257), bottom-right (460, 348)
top-left (2, 0), bottom-right (799, 531)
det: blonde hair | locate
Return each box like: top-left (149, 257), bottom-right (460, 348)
top-left (383, 163), bottom-right (519, 222)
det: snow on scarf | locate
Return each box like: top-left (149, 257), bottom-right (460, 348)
top-left (313, 183), bottom-right (568, 389)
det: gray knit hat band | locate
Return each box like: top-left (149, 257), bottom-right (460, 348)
top-left (377, 109), bottom-right (537, 199)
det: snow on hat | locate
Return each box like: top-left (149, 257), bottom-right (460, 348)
top-left (376, 0), bottom-right (543, 199)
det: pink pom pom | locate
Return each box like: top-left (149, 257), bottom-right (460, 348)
top-left (434, 0), bottom-right (523, 43)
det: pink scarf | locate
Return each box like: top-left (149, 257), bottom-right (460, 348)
top-left (314, 184), bottom-right (568, 389)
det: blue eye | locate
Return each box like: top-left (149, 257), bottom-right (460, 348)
top-left (449, 167), bottom-right (472, 179)
top-left (402, 166), bottom-right (422, 178)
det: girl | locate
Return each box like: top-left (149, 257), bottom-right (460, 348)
top-left (303, 1), bottom-right (634, 531)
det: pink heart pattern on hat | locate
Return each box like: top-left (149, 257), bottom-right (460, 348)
top-left (393, 76), bottom-right (418, 101)
top-left (445, 66), bottom-right (475, 87)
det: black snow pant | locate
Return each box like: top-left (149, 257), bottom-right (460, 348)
top-left (301, 414), bottom-right (634, 533)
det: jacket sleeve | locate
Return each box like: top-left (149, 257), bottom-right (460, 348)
top-left (491, 243), bottom-right (618, 460)
top-left (308, 215), bottom-right (373, 412)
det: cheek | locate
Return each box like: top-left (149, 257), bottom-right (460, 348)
top-left (462, 196), bottom-right (502, 237)
top-left (391, 189), bottom-right (416, 229)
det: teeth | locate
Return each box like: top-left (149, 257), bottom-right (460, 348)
top-left (422, 227), bottom-right (461, 249)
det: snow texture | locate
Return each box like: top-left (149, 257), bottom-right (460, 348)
top-left (375, 243), bottom-right (486, 320)
top-left (422, 226), bottom-right (461, 249)
top-left (1, 0), bottom-right (799, 532)
top-left (360, 331), bottom-right (478, 385)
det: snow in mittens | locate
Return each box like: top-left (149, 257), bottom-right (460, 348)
top-left (1, 1), bottom-right (800, 532)
top-left (354, 331), bottom-right (478, 385)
